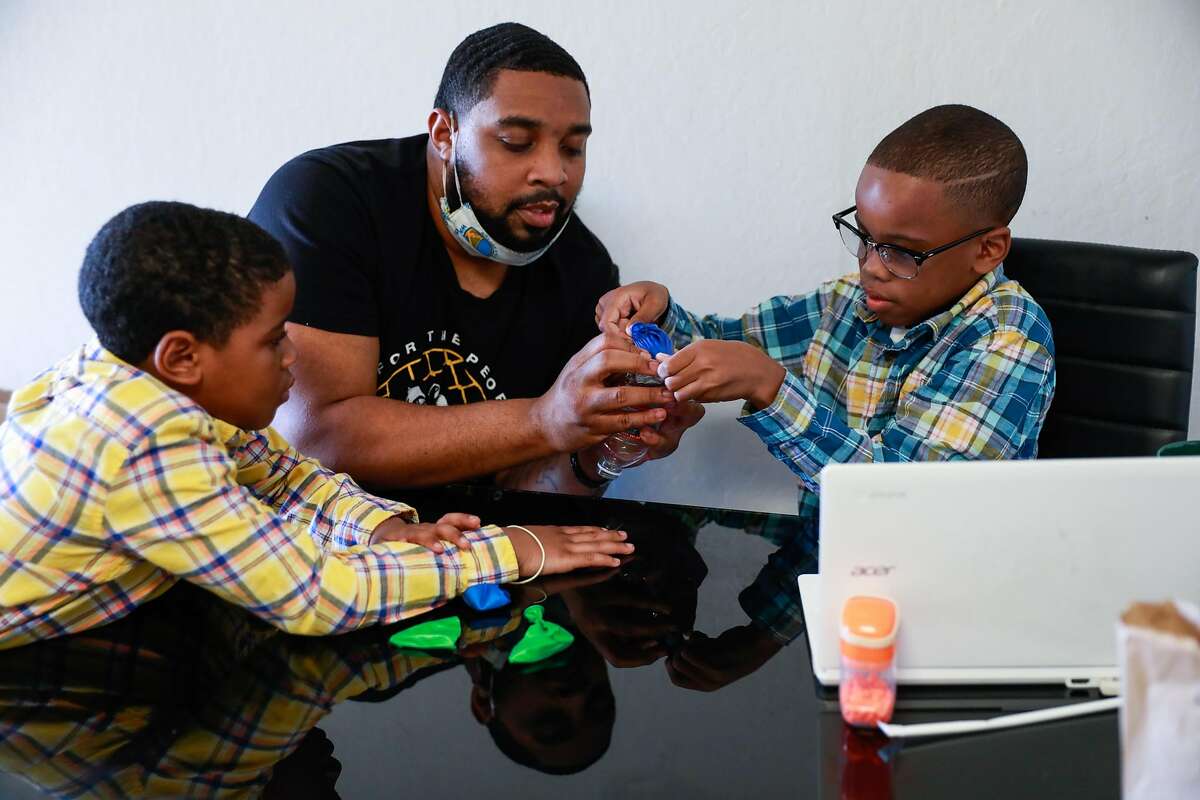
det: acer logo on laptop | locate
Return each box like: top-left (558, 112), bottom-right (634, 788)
top-left (850, 566), bottom-right (895, 577)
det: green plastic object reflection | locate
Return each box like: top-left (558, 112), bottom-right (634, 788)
top-left (515, 651), bottom-right (573, 675)
top-left (388, 616), bottom-right (462, 651)
top-left (508, 606), bottom-right (574, 665)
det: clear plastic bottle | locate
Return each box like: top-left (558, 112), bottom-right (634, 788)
top-left (839, 595), bottom-right (899, 728)
top-left (593, 323), bottom-right (675, 480)
top-left (594, 372), bottom-right (663, 479)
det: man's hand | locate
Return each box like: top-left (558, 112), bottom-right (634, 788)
top-left (530, 333), bottom-right (673, 453)
top-left (658, 340), bottom-right (786, 409)
top-left (369, 513), bottom-right (480, 553)
top-left (595, 281), bottom-right (671, 332)
top-left (665, 624), bottom-right (783, 692)
top-left (638, 400), bottom-right (705, 461)
top-left (562, 564), bottom-right (684, 668)
top-left (505, 525), bottom-right (634, 579)
top-left (561, 399), bottom-right (703, 484)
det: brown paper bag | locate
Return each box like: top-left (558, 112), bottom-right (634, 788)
top-left (1118, 600), bottom-right (1200, 799)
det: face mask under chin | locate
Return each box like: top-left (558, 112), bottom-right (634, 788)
top-left (439, 134), bottom-right (572, 266)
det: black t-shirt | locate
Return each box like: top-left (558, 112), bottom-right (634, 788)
top-left (248, 134), bottom-right (619, 405)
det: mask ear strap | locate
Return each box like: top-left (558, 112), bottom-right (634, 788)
top-left (449, 112), bottom-right (466, 208)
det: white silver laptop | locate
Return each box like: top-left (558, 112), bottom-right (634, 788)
top-left (799, 456), bottom-right (1200, 690)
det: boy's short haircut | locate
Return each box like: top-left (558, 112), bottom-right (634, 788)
top-left (867, 104), bottom-right (1028, 227)
top-left (78, 201), bottom-right (289, 364)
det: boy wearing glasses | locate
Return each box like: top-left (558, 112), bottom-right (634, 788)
top-left (596, 105), bottom-right (1054, 512)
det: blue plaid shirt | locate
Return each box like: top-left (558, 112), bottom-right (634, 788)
top-left (662, 266), bottom-right (1056, 518)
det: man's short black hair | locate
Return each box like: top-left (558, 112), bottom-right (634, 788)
top-left (486, 717), bottom-right (610, 776)
top-left (868, 104), bottom-right (1028, 226)
top-left (433, 22), bottom-right (589, 118)
top-left (78, 201), bottom-right (289, 365)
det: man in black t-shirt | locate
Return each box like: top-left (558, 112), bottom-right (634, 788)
top-left (249, 23), bottom-right (701, 493)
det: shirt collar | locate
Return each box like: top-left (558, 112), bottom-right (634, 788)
top-left (855, 265), bottom-right (1006, 346)
top-left (83, 336), bottom-right (151, 383)
top-left (82, 336), bottom-right (243, 448)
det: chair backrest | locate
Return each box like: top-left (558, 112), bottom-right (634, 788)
top-left (1002, 238), bottom-right (1197, 457)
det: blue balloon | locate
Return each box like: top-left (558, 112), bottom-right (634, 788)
top-left (629, 322), bottom-right (675, 358)
top-left (463, 583), bottom-right (511, 611)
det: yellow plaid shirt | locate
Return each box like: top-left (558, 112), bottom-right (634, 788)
top-left (0, 584), bottom-right (526, 797)
top-left (0, 340), bottom-right (517, 649)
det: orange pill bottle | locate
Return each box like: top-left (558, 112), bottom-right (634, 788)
top-left (839, 595), bottom-right (899, 728)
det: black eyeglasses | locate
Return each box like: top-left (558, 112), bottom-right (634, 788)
top-left (832, 206), bottom-right (993, 280)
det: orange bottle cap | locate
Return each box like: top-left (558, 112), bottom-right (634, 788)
top-left (840, 595), bottom-right (899, 664)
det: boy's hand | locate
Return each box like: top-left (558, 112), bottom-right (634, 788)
top-left (595, 281), bottom-right (671, 332)
top-left (369, 513), bottom-right (480, 553)
top-left (657, 341), bottom-right (786, 409)
top-left (505, 525), bottom-right (634, 579)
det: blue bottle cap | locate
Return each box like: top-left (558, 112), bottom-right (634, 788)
top-left (628, 322), bottom-right (675, 358)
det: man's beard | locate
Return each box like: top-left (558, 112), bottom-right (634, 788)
top-left (453, 159), bottom-right (574, 253)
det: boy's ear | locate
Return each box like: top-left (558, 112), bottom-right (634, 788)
top-left (149, 331), bottom-right (205, 388)
top-left (427, 108), bottom-right (455, 162)
top-left (469, 685), bottom-right (494, 725)
top-left (973, 226), bottom-right (1012, 275)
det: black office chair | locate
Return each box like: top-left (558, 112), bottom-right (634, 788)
top-left (1002, 238), bottom-right (1198, 458)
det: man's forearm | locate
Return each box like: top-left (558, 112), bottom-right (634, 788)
top-left (276, 394), bottom-right (556, 487)
top-left (494, 446), bottom-right (609, 496)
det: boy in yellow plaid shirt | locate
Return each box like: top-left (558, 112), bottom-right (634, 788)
top-left (0, 201), bottom-right (631, 649)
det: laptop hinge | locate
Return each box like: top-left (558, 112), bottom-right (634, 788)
top-left (1064, 676), bottom-right (1121, 697)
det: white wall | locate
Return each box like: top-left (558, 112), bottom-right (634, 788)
top-left (2, 0), bottom-right (1198, 514)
